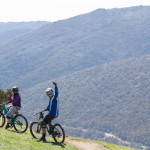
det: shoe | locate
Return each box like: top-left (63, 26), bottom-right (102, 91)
top-left (5, 124), bottom-right (10, 129)
top-left (37, 137), bottom-right (47, 143)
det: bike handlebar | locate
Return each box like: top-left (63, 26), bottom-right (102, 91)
top-left (34, 109), bottom-right (46, 116)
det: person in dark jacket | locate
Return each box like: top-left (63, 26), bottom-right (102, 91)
top-left (38, 82), bottom-right (59, 142)
top-left (5, 86), bottom-right (21, 129)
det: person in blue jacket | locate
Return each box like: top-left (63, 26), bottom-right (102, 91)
top-left (38, 82), bottom-right (59, 142)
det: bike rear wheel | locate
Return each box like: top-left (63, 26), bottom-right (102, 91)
top-left (13, 114), bottom-right (28, 133)
top-left (0, 112), bottom-right (5, 127)
top-left (30, 122), bottom-right (42, 139)
top-left (52, 123), bottom-right (65, 143)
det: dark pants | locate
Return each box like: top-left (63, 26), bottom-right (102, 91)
top-left (41, 113), bottom-right (55, 127)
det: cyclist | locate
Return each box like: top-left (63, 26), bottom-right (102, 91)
top-left (5, 86), bottom-right (21, 129)
top-left (38, 82), bottom-right (59, 142)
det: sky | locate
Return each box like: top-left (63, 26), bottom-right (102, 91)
top-left (0, 0), bottom-right (150, 22)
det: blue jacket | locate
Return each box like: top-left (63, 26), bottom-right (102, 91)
top-left (47, 86), bottom-right (59, 117)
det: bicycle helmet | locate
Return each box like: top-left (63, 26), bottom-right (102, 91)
top-left (46, 88), bottom-right (54, 98)
top-left (12, 86), bottom-right (19, 94)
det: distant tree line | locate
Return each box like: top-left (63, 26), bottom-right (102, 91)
top-left (0, 89), bottom-right (12, 104)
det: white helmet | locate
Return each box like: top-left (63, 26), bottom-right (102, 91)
top-left (46, 88), bottom-right (54, 98)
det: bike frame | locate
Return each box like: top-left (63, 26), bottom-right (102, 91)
top-left (2, 105), bottom-right (21, 125)
top-left (2, 105), bottom-right (8, 115)
top-left (36, 112), bottom-right (53, 134)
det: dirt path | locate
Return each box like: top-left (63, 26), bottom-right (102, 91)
top-left (66, 138), bottom-right (110, 150)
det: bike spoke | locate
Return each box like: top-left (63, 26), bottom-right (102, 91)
top-left (30, 122), bottom-right (42, 139)
top-left (14, 115), bottom-right (28, 133)
top-left (52, 124), bottom-right (65, 143)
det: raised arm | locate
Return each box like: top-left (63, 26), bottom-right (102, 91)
top-left (53, 82), bottom-right (58, 98)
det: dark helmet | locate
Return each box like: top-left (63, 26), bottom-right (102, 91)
top-left (12, 86), bottom-right (19, 94)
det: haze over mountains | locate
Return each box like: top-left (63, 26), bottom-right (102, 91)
top-left (0, 21), bottom-right (49, 43)
top-left (0, 6), bottom-right (150, 149)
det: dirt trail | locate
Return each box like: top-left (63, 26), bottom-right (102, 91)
top-left (66, 138), bottom-right (110, 150)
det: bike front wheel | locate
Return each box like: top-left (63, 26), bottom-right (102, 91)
top-left (0, 112), bottom-right (5, 127)
top-left (13, 114), bottom-right (28, 133)
top-left (52, 123), bottom-right (65, 143)
top-left (30, 122), bottom-right (42, 139)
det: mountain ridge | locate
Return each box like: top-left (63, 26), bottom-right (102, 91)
top-left (1, 6), bottom-right (150, 90)
top-left (0, 6), bottom-right (150, 149)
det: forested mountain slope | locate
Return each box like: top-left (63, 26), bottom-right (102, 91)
top-left (0, 6), bottom-right (150, 150)
top-left (0, 6), bottom-right (150, 90)
top-left (21, 55), bottom-right (150, 149)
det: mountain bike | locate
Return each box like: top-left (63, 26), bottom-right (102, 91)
top-left (0, 103), bottom-right (28, 133)
top-left (30, 110), bottom-right (65, 143)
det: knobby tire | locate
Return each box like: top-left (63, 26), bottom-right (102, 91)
top-left (13, 114), bottom-right (28, 133)
top-left (52, 123), bottom-right (65, 143)
top-left (0, 112), bottom-right (5, 127)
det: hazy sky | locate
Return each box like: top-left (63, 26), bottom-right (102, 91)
top-left (0, 0), bottom-right (150, 22)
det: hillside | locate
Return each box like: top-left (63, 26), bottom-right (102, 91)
top-left (0, 6), bottom-right (150, 90)
top-left (20, 55), bottom-right (150, 149)
top-left (66, 137), bottom-right (136, 150)
top-left (0, 21), bottom-right (49, 43)
top-left (0, 128), bottom-right (79, 150)
top-left (0, 5), bottom-right (150, 150)
top-left (0, 128), bottom-right (135, 150)
top-left (0, 21), bottom-right (49, 33)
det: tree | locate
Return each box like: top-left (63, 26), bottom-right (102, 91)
top-left (0, 89), bottom-right (12, 104)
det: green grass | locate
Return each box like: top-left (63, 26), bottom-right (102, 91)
top-left (99, 141), bottom-right (136, 150)
top-left (0, 127), bottom-right (137, 150)
top-left (68, 136), bottom-right (136, 150)
top-left (0, 128), bottom-right (79, 150)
